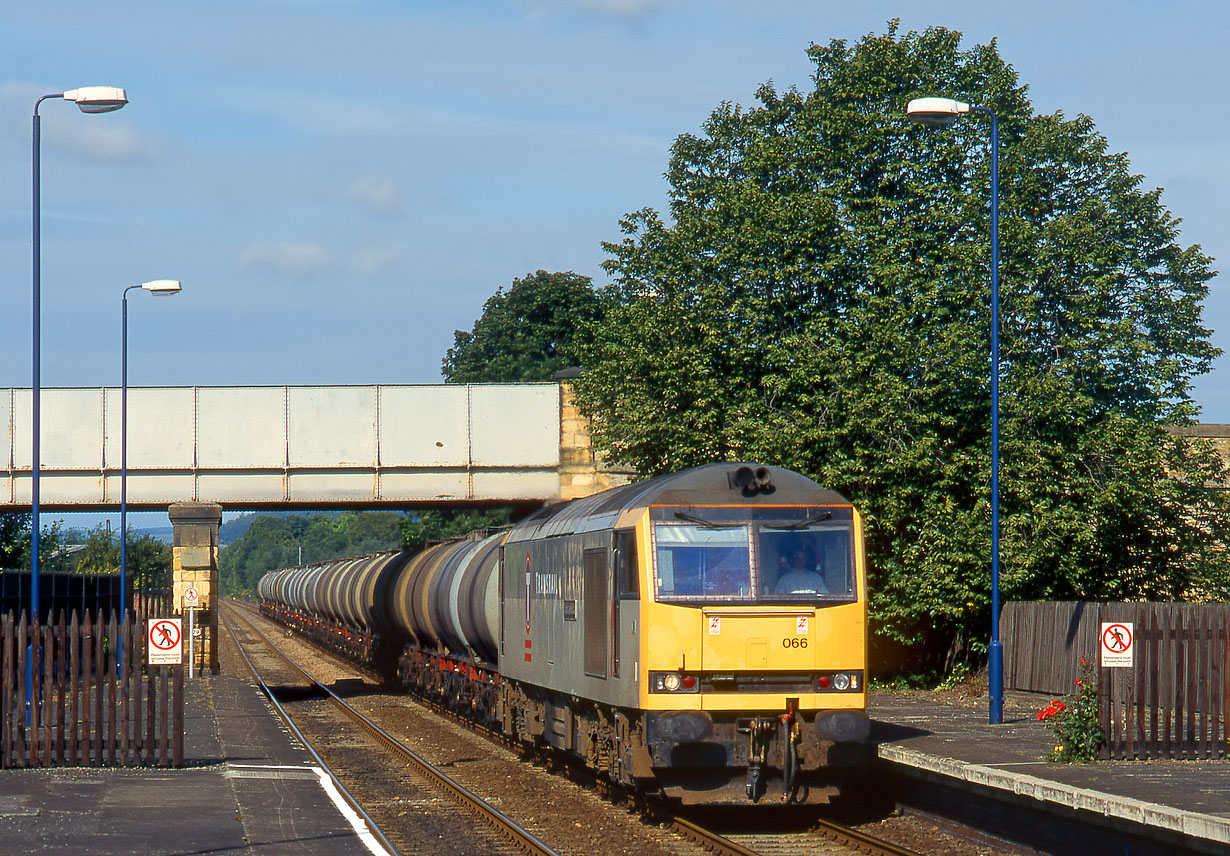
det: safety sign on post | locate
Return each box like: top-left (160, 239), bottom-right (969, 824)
top-left (148, 618), bottom-right (183, 666)
top-left (183, 585), bottom-right (199, 607)
top-left (1100, 622), bottom-right (1134, 669)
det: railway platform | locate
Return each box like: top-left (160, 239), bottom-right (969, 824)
top-left (0, 672), bottom-right (382, 855)
top-left (3, 675), bottom-right (1226, 854)
top-left (870, 689), bottom-right (1230, 854)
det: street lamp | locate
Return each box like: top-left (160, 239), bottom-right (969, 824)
top-left (906, 96), bottom-right (1004, 725)
top-left (121, 280), bottom-right (182, 625)
top-left (32, 86), bottom-right (128, 620)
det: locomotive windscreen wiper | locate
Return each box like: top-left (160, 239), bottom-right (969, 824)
top-left (673, 511), bottom-right (741, 529)
top-left (761, 511), bottom-right (832, 530)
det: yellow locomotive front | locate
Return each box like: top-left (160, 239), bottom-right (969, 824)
top-left (632, 468), bottom-right (868, 804)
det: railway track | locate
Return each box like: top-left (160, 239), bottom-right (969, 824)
top-left (670, 813), bottom-right (923, 856)
top-left (225, 600), bottom-right (926, 856)
top-left (222, 602), bottom-right (560, 856)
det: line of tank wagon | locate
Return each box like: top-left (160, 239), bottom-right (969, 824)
top-left (258, 462), bottom-right (871, 805)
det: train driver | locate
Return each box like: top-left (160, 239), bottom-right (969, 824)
top-left (774, 544), bottom-right (829, 594)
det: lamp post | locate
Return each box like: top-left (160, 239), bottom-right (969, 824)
top-left (121, 280), bottom-right (182, 625)
top-left (906, 97), bottom-right (1004, 725)
top-left (32, 86), bottom-right (128, 620)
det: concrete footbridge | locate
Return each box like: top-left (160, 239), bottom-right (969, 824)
top-left (1, 382), bottom-right (628, 513)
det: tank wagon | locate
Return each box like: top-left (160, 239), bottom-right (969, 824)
top-left (259, 462), bottom-right (870, 805)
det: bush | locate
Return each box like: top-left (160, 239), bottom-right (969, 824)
top-left (1039, 660), bottom-right (1104, 763)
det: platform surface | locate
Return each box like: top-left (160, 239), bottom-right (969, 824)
top-left (0, 673), bottom-right (382, 855)
top-left (6, 675), bottom-right (1226, 852)
top-left (870, 688), bottom-right (1230, 845)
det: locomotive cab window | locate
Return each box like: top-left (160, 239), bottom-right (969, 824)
top-left (651, 506), bottom-right (857, 604)
top-left (653, 524), bottom-right (752, 600)
top-left (759, 523), bottom-right (854, 600)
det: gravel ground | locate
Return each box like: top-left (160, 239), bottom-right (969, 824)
top-left (222, 602), bottom-right (1012, 856)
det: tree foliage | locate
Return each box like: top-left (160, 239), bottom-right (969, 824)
top-left (73, 524), bottom-right (172, 580)
top-left (0, 512), bottom-right (67, 571)
top-left (442, 270), bottom-right (604, 382)
top-left (220, 511), bottom-right (407, 597)
top-left (575, 23), bottom-right (1230, 671)
top-left (399, 508), bottom-right (512, 549)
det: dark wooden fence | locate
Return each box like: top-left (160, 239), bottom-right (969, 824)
top-left (1002, 601), bottom-right (1228, 760)
top-left (0, 611), bottom-right (183, 768)
top-left (0, 571), bottom-right (122, 621)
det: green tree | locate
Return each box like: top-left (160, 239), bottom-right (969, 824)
top-left (576, 23), bottom-right (1230, 671)
top-left (442, 270), bottom-right (605, 382)
top-left (219, 511), bottom-right (408, 597)
top-left (73, 524), bottom-right (172, 581)
top-left (399, 508), bottom-right (511, 549)
top-left (0, 512), bottom-right (66, 571)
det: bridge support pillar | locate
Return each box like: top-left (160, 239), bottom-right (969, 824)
top-left (557, 380), bottom-right (635, 500)
top-left (169, 502), bottom-right (222, 675)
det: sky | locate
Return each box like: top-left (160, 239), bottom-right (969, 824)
top-left (2, 1), bottom-right (1229, 537)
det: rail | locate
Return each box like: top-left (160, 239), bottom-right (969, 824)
top-left (671, 813), bottom-right (922, 856)
top-left (238, 599), bottom-right (919, 856)
top-left (222, 603), bottom-right (561, 856)
top-left (220, 609), bottom-right (398, 855)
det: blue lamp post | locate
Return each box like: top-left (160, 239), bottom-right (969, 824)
top-left (906, 97), bottom-right (1004, 725)
top-left (121, 280), bottom-right (182, 624)
top-left (32, 86), bottom-right (128, 620)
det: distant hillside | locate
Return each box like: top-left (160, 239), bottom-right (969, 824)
top-left (218, 511), bottom-right (402, 595)
top-left (141, 526), bottom-right (174, 544)
top-left (220, 511), bottom-right (340, 546)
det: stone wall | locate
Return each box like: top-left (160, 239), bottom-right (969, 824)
top-left (1167, 424), bottom-right (1230, 488)
top-left (557, 382), bottom-right (636, 501)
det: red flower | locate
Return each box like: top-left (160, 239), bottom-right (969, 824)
top-left (1075, 679), bottom-right (1083, 687)
top-left (1036, 704), bottom-right (1062, 721)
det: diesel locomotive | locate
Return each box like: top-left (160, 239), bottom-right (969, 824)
top-left (258, 462), bottom-right (870, 804)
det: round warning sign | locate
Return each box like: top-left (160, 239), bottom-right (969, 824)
top-left (148, 618), bottom-right (183, 666)
top-left (1100, 622), bottom-right (1134, 668)
top-left (183, 585), bottom-right (199, 606)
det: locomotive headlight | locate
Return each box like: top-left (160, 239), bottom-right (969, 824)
top-left (815, 671), bottom-right (863, 692)
top-left (649, 671), bottom-right (700, 693)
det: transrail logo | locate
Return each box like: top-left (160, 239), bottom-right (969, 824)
top-left (534, 573), bottom-right (560, 596)
top-left (524, 554), bottom-right (532, 634)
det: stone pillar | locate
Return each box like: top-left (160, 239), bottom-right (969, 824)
top-left (556, 378), bottom-right (636, 500)
top-left (169, 502), bottom-right (222, 675)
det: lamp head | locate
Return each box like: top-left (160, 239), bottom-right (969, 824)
top-left (140, 279), bottom-right (182, 296)
top-left (62, 86), bottom-right (128, 114)
top-left (906, 97), bottom-right (969, 127)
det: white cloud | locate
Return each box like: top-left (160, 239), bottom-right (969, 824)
top-left (239, 241), bottom-right (330, 274)
top-left (55, 120), bottom-right (144, 161)
top-left (346, 177), bottom-right (400, 214)
top-left (577, 0), bottom-right (661, 13)
top-left (523, 0), bottom-right (663, 17)
top-left (351, 245), bottom-right (402, 274)
top-left (240, 90), bottom-right (406, 136)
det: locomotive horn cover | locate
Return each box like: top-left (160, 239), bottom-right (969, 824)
top-left (729, 466), bottom-right (756, 491)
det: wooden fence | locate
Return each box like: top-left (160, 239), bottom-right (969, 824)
top-left (1002, 601), bottom-right (1228, 760)
top-left (0, 611), bottom-right (183, 768)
